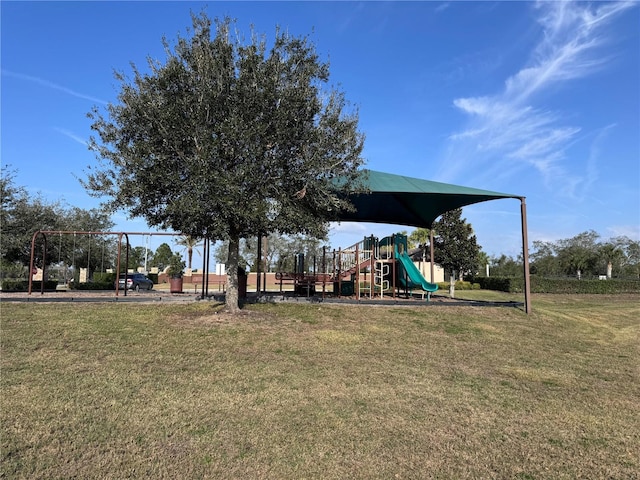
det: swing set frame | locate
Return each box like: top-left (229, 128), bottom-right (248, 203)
top-left (28, 230), bottom-right (177, 296)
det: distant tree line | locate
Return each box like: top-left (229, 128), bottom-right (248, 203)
top-left (481, 231), bottom-right (639, 280)
top-left (1, 167), bottom-right (115, 281)
top-left (5, 167), bottom-right (637, 283)
top-left (0, 167), bottom-right (194, 281)
top-left (404, 215), bottom-right (639, 280)
top-left (528, 231), bottom-right (639, 279)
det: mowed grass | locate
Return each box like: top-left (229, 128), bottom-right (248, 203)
top-left (2, 295), bottom-right (638, 479)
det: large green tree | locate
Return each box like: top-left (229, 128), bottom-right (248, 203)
top-left (151, 243), bottom-right (174, 270)
top-left (598, 241), bottom-right (624, 279)
top-left (620, 237), bottom-right (640, 278)
top-left (489, 254), bottom-right (522, 277)
top-left (83, 13), bottom-right (365, 311)
top-left (530, 240), bottom-right (562, 276)
top-left (432, 208), bottom-right (480, 280)
top-left (556, 230), bottom-right (599, 278)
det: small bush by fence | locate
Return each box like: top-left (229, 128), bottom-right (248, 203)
top-left (475, 276), bottom-right (640, 294)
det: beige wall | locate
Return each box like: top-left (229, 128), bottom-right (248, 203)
top-left (414, 262), bottom-right (445, 284)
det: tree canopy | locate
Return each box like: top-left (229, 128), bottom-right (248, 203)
top-left (83, 13), bottom-right (366, 310)
top-left (408, 228), bottom-right (430, 250)
top-left (432, 208), bottom-right (480, 279)
top-left (150, 243), bottom-right (174, 271)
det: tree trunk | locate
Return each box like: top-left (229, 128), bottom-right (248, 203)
top-left (607, 261), bottom-right (612, 279)
top-left (225, 234), bottom-right (240, 312)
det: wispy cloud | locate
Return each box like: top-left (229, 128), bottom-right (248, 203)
top-left (53, 127), bottom-right (89, 147)
top-left (434, 3), bottom-right (451, 14)
top-left (606, 224), bottom-right (640, 241)
top-left (2, 69), bottom-right (108, 105)
top-left (330, 221), bottom-right (368, 234)
top-left (576, 123), bottom-right (615, 199)
top-left (438, 1), bottom-right (635, 199)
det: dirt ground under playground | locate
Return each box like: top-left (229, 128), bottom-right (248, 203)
top-left (0, 284), bottom-right (524, 310)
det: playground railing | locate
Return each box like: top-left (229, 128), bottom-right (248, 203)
top-left (275, 272), bottom-right (333, 293)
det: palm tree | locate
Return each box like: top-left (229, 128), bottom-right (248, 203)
top-left (599, 242), bottom-right (623, 279)
top-left (174, 235), bottom-right (203, 270)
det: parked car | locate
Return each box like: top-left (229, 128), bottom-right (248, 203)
top-left (116, 273), bottom-right (154, 291)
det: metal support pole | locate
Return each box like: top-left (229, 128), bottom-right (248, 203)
top-left (28, 231), bottom-right (47, 295)
top-left (322, 246), bottom-right (327, 299)
top-left (520, 198), bottom-right (532, 314)
top-left (28, 231), bottom-right (42, 295)
top-left (115, 234), bottom-right (123, 296)
top-left (41, 233), bottom-right (47, 295)
top-left (391, 235), bottom-right (396, 299)
top-left (262, 236), bottom-right (268, 294)
top-left (256, 234), bottom-right (262, 296)
top-left (205, 238), bottom-right (211, 297)
top-left (430, 229), bottom-right (435, 284)
top-left (201, 238), bottom-right (208, 299)
top-left (337, 249), bottom-right (342, 297)
top-left (124, 234), bottom-right (130, 296)
top-left (370, 236), bottom-right (375, 299)
top-left (115, 233), bottom-right (131, 297)
top-left (355, 243), bottom-right (360, 300)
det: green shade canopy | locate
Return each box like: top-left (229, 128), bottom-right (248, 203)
top-left (337, 169), bottom-right (522, 228)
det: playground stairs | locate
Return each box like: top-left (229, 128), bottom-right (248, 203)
top-left (332, 236), bottom-right (391, 299)
top-left (333, 237), bottom-right (376, 280)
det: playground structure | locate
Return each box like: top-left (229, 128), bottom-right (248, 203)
top-left (24, 170), bottom-right (531, 312)
top-left (275, 234), bottom-right (439, 301)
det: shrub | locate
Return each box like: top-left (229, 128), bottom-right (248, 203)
top-left (167, 253), bottom-right (185, 278)
top-left (530, 277), bottom-right (639, 294)
top-left (475, 276), bottom-right (640, 294)
top-left (475, 277), bottom-right (517, 292)
top-left (71, 282), bottom-right (115, 291)
top-left (0, 260), bottom-right (28, 280)
top-left (1, 280), bottom-right (58, 292)
top-left (93, 272), bottom-right (116, 284)
top-left (436, 281), bottom-right (481, 291)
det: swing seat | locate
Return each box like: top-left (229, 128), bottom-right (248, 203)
top-left (56, 284), bottom-right (69, 291)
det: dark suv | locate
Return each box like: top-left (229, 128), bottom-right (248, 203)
top-left (116, 273), bottom-right (154, 291)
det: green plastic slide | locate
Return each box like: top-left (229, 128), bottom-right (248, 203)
top-left (396, 250), bottom-right (439, 293)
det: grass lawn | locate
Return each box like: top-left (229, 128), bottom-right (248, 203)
top-left (2, 294), bottom-right (638, 479)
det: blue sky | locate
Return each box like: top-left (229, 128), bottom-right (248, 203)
top-left (2, 1), bottom-right (639, 261)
